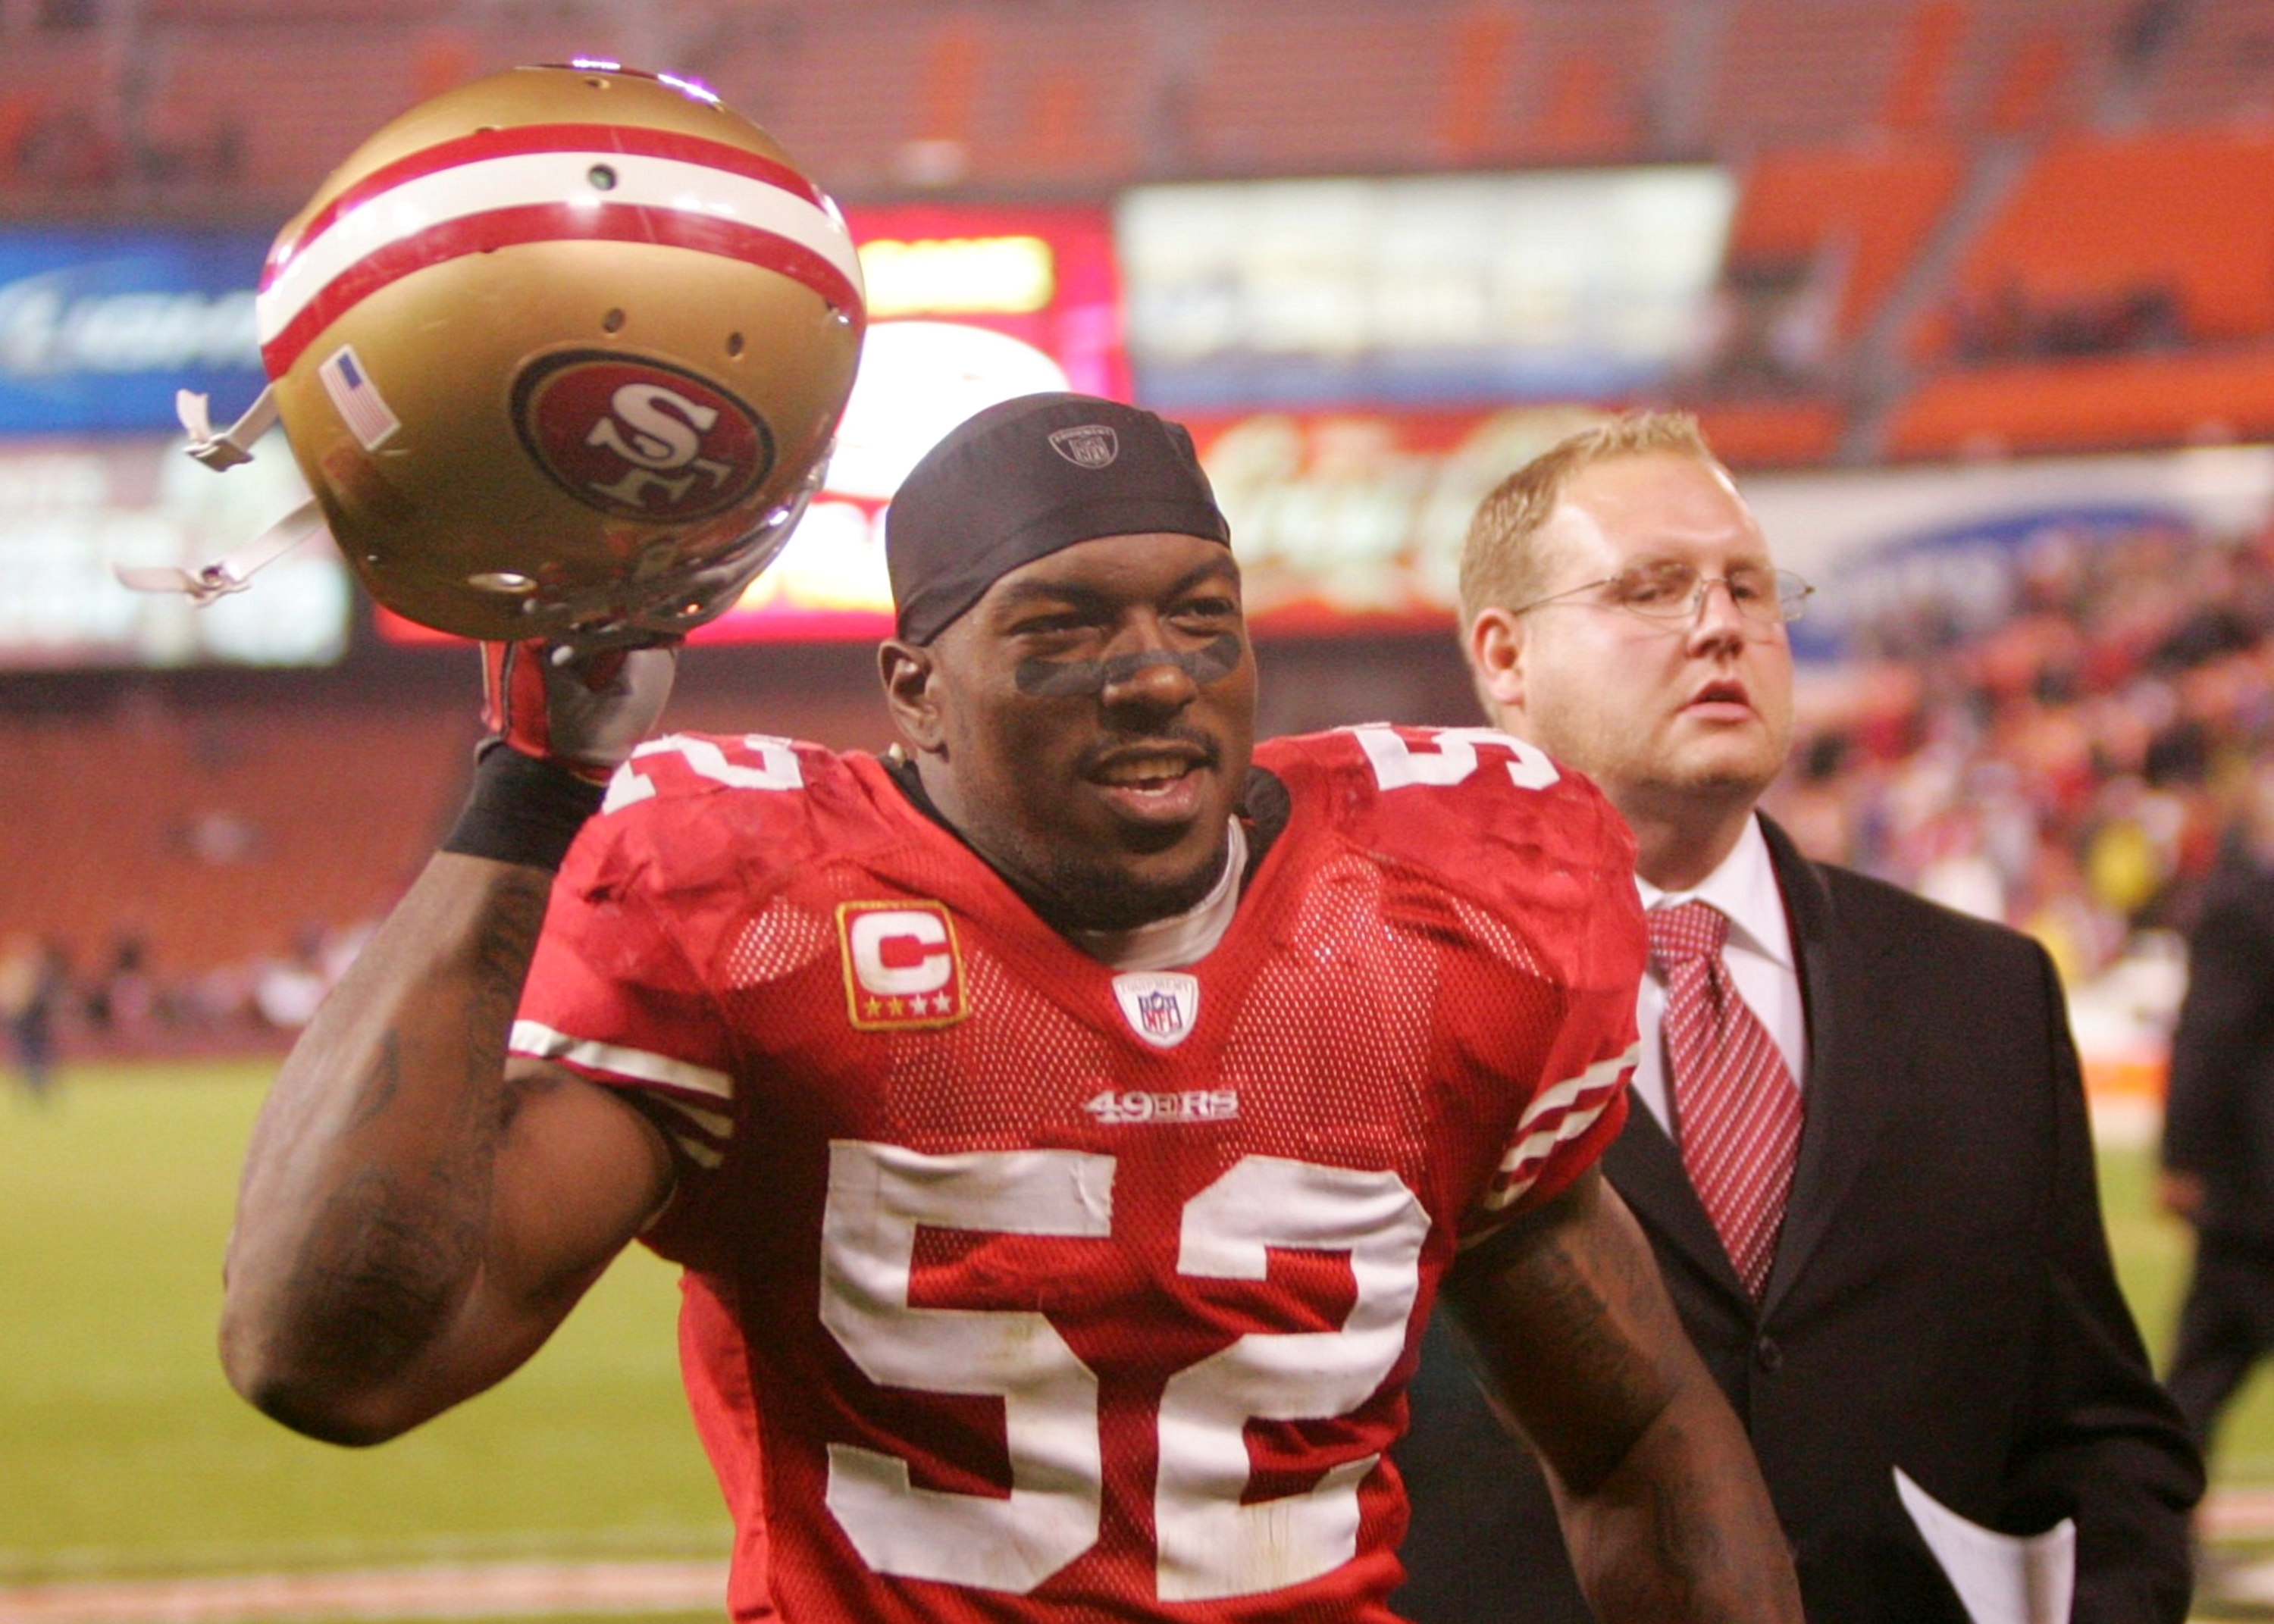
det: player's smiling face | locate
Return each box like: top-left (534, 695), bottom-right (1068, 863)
top-left (884, 530), bottom-right (1258, 934)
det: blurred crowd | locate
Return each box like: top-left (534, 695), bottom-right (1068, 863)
top-left (0, 920), bottom-right (373, 1094)
top-left (1765, 513), bottom-right (2274, 985)
top-left (1945, 279), bottom-right (2188, 365)
top-left (1692, 269), bottom-right (2191, 402)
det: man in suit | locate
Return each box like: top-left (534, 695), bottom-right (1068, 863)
top-left (2163, 787), bottom-right (2274, 1484)
top-left (1395, 412), bottom-right (2200, 1623)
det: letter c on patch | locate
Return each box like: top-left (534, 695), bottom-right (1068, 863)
top-left (849, 910), bottom-right (953, 997)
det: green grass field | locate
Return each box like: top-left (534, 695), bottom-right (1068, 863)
top-left (8, 1061), bottom-right (2274, 1619)
top-left (0, 1062), bottom-right (726, 1594)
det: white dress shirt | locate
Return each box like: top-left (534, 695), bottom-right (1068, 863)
top-left (1630, 814), bottom-right (1809, 1136)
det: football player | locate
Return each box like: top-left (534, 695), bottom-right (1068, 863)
top-left (219, 393), bottom-right (1802, 1623)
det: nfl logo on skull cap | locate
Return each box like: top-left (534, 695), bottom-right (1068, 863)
top-left (1048, 424), bottom-right (1119, 468)
top-left (1112, 972), bottom-right (1200, 1049)
top-left (838, 901), bottom-right (969, 1031)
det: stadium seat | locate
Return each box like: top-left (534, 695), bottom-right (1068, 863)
top-left (1918, 130), bottom-right (2274, 361)
top-left (1712, 0), bottom-right (1926, 149)
top-left (0, 702), bottom-right (471, 986)
top-left (1889, 349), bottom-right (2274, 455)
top-left (2139, 0), bottom-right (2274, 130)
top-left (1727, 142), bottom-right (1965, 340)
top-left (1693, 399), bottom-right (1846, 467)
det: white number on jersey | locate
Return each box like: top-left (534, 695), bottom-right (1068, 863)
top-left (1155, 1156), bottom-right (1428, 1600)
top-left (1349, 724), bottom-right (1558, 792)
top-left (603, 733), bottom-right (803, 814)
top-left (819, 1141), bottom-right (1113, 1593)
top-left (817, 1144), bottom-right (1428, 1600)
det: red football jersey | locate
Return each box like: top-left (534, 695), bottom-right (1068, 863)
top-left (513, 724), bottom-right (1643, 1624)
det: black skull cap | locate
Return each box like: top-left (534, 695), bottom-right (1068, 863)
top-left (885, 392), bottom-right (1232, 645)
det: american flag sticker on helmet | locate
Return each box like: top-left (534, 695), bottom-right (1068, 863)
top-left (318, 346), bottom-right (402, 451)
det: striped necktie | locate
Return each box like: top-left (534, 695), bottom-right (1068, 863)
top-left (1649, 900), bottom-right (1803, 1300)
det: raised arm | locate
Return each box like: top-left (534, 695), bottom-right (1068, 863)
top-left (1439, 1168), bottom-right (1802, 1624)
top-left (219, 643), bottom-right (679, 1446)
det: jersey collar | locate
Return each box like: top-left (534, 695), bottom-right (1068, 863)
top-left (1634, 812), bottom-right (1795, 972)
top-left (1067, 818), bottom-right (1247, 971)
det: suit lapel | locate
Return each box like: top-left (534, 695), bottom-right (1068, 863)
top-left (1756, 818), bottom-right (1903, 1316)
top-left (1603, 1094), bottom-right (1748, 1298)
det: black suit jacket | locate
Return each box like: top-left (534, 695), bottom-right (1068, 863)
top-left (2163, 845), bottom-right (2274, 1246)
top-left (1395, 819), bottom-right (2200, 1623)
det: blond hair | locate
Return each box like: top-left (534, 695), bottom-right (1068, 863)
top-left (1457, 411), bottom-right (1724, 627)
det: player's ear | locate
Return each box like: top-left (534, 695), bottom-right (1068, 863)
top-left (1465, 606), bottom-right (1527, 728)
top-left (879, 638), bottom-right (948, 755)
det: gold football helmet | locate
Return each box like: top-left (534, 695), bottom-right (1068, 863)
top-left (175, 61), bottom-right (863, 643)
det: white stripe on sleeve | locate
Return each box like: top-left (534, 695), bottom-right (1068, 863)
top-left (1472, 1042), bottom-right (1640, 1216)
top-left (1497, 1044), bottom-right (1639, 1174)
top-left (509, 1019), bottom-right (735, 1102)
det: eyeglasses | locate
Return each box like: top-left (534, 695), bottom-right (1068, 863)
top-left (1508, 562), bottom-right (1814, 627)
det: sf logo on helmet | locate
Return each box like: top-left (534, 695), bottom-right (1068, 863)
top-left (514, 352), bottom-right (776, 522)
top-left (586, 383), bottom-right (735, 505)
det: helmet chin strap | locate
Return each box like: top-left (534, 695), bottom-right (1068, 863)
top-left (110, 386), bottom-right (327, 605)
top-left (111, 496), bottom-right (330, 605)
top-left (175, 384), bottom-right (279, 471)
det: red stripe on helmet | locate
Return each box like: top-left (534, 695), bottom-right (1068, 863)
top-left (265, 124), bottom-right (831, 289)
top-left (259, 201), bottom-right (864, 376)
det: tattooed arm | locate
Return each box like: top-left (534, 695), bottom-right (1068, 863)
top-left (218, 853), bottom-right (674, 1447)
top-left (221, 643), bottom-right (681, 1444)
top-left (1439, 1169), bottom-right (1801, 1623)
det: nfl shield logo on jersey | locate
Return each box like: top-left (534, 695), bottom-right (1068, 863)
top-left (1111, 972), bottom-right (1200, 1049)
top-left (837, 901), bottom-right (969, 1031)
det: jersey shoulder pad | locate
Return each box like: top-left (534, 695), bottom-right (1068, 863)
top-left (1259, 724), bottom-right (1621, 858)
top-left (1258, 725), bottom-right (1641, 980)
top-left (564, 732), bottom-right (879, 897)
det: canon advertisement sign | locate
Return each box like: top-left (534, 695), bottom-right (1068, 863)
top-left (0, 435), bottom-right (345, 668)
top-left (0, 230), bottom-right (268, 433)
top-left (0, 230), bottom-right (349, 668)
